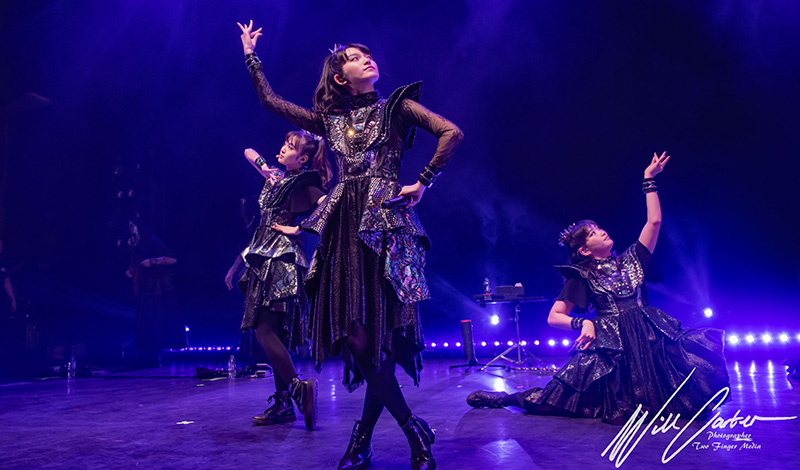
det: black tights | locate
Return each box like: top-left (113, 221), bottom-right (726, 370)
top-left (502, 392), bottom-right (568, 415)
top-left (344, 325), bottom-right (412, 430)
top-left (255, 309), bottom-right (297, 392)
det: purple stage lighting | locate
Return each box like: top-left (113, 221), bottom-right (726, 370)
top-left (779, 333), bottom-right (789, 343)
top-left (490, 315), bottom-right (500, 326)
top-left (703, 308), bottom-right (713, 318)
top-left (728, 335), bottom-right (739, 345)
top-left (548, 339), bottom-right (556, 347)
top-left (561, 339), bottom-right (570, 346)
top-left (745, 334), bottom-right (755, 344)
top-left (761, 334), bottom-right (772, 344)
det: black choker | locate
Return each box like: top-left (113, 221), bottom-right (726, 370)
top-left (344, 91), bottom-right (381, 108)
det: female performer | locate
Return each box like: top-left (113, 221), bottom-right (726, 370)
top-left (237, 20), bottom-right (463, 470)
top-left (238, 131), bottom-right (330, 431)
top-left (467, 153), bottom-right (730, 425)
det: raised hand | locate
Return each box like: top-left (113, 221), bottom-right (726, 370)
top-left (266, 167), bottom-right (284, 184)
top-left (644, 151), bottom-right (670, 179)
top-left (237, 20), bottom-right (263, 55)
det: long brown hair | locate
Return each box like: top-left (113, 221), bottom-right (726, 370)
top-left (312, 43), bottom-right (372, 114)
top-left (285, 130), bottom-right (332, 191)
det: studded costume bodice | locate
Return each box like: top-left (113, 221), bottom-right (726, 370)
top-left (248, 68), bottom-right (463, 304)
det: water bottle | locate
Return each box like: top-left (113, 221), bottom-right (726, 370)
top-left (227, 355), bottom-right (236, 379)
top-left (67, 357), bottom-right (76, 379)
top-left (483, 277), bottom-right (492, 297)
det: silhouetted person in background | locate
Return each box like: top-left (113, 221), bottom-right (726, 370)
top-left (126, 219), bottom-right (185, 365)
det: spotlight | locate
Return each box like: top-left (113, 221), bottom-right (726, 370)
top-left (745, 334), bottom-right (755, 344)
top-left (761, 334), bottom-right (772, 344)
top-left (561, 339), bottom-right (570, 346)
top-left (481, 341), bottom-right (487, 347)
top-left (520, 340), bottom-right (527, 346)
top-left (507, 340), bottom-right (514, 346)
top-left (490, 315), bottom-right (500, 326)
top-left (779, 333), bottom-right (789, 343)
top-left (456, 342), bottom-right (462, 347)
top-left (443, 342), bottom-right (449, 347)
top-left (703, 308), bottom-right (713, 318)
top-left (492, 378), bottom-right (505, 392)
top-left (728, 335), bottom-right (739, 345)
top-left (548, 339), bottom-right (556, 347)
top-left (185, 325), bottom-right (190, 332)
top-left (534, 340), bottom-right (540, 346)
top-left (796, 333), bottom-right (800, 342)
top-left (494, 341), bottom-right (500, 346)
top-left (431, 342), bottom-right (437, 347)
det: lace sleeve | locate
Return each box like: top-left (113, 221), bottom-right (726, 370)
top-left (250, 69), bottom-right (325, 136)
top-left (397, 99), bottom-right (464, 170)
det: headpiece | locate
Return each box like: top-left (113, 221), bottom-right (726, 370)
top-left (329, 44), bottom-right (345, 57)
top-left (299, 129), bottom-right (323, 142)
top-left (558, 223), bottom-right (576, 247)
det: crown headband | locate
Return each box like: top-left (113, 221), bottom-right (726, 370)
top-left (558, 223), bottom-right (576, 247)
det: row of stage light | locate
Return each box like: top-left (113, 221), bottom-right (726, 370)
top-left (429, 333), bottom-right (800, 349)
top-left (167, 332), bottom-right (800, 354)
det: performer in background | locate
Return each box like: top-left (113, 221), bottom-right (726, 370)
top-left (127, 219), bottom-right (185, 365)
top-left (237, 131), bottom-right (330, 431)
top-left (468, 153), bottom-right (730, 424)
top-left (238, 20), bottom-right (463, 470)
top-left (0, 239), bottom-right (17, 317)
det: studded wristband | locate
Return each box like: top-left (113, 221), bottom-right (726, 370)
top-left (418, 164), bottom-right (442, 187)
top-left (245, 52), bottom-right (262, 71)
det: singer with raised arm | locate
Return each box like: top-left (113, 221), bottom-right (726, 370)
top-left (467, 154), bottom-right (730, 425)
top-left (238, 20), bottom-right (463, 470)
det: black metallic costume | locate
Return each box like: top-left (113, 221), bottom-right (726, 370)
top-left (471, 242), bottom-right (729, 424)
top-left (239, 169), bottom-right (324, 350)
top-left (248, 70), bottom-right (462, 388)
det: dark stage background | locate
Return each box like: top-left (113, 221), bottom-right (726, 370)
top-left (1, 0), bottom-right (798, 367)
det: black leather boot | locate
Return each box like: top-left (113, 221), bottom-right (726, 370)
top-left (252, 391), bottom-right (296, 425)
top-left (289, 376), bottom-right (318, 431)
top-left (337, 420), bottom-right (373, 470)
top-left (400, 414), bottom-right (435, 470)
top-left (466, 390), bottom-right (508, 408)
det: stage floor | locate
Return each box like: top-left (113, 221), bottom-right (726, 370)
top-left (1, 357), bottom-right (798, 470)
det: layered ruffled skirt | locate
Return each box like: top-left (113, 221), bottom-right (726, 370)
top-left (520, 302), bottom-right (729, 424)
top-left (303, 177), bottom-right (429, 391)
top-left (239, 226), bottom-right (309, 352)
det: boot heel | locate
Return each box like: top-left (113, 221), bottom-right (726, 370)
top-left (401, 414), bottom-right (436, 470)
